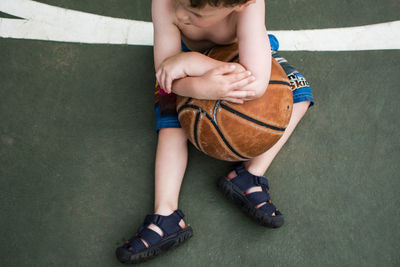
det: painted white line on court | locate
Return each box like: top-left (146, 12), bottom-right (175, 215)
top-left (0, 0), bottom-right (154, 46)
top-left (1, 0), bottom-right (399, 50)
top-left (269, 21), bottom-right (400, 51)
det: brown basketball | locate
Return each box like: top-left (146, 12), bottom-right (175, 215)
top-left (176, 43), bottom-right (293, 161)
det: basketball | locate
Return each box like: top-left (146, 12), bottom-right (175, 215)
top-left (176, 43), bottom-right (293, 161)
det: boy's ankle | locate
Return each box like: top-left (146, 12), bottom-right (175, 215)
top-left (243, 163), bottom-right (265, 177)
top-left (154, 206), bottom-right (176, 216)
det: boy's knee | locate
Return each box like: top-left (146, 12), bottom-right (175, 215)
top-left (159, 127), bottom-right (184, 135)
top-left (158, 128), bottom-right (187, 142)
top-left (292, 101), bottom-right (311, 120)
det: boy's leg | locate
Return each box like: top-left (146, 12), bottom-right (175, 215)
top-left (147, 128), bottom-right (188, 237)
top-left (235, 38), bottom-right (313, 177)
top-left (154, 128), bottom-right (187, 214)
top-left (225, 101), bottom-right (310, 215)
top-left (244, 101), bottom-right (310, 176)
top-left (115, 127), bottom-right (192, 258)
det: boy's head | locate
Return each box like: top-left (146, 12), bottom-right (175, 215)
top-left (175, 0), bottom-right (255, 27)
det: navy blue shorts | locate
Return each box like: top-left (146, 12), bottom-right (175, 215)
top-left (154, 34), bottom-right (314, 132)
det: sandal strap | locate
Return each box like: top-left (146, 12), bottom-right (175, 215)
top-left (137, 227), bottom-right (163, 247)
top-left (255, 176), bottom-right (269, 189)
top-left (245, 191), bottom-right (270, 205)
top-left (124, 210), bottom-right (185, 252)
top-left (144, 214), bottom-right (163, 226)
top-left (234, 164), bottom-right (247, 175)
top-left (144, 210), bottom-right (185, 237)
top-left (231, 165), bottom-right (270, 192)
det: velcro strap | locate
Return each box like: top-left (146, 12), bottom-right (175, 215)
top-left (231, 173), bottom-right (253, 192)
top-left (245, 191), bottom-right (270, 205)
top-left (159, 212), bottom-right (182, 236)
top-left (234, 164), bottom-right (247, 175)
top-left (231, 165), bottom-right (270, 192)
top-left (144, 214), bottom-right (163, 226)
top-left (175, 209), bottom-right (185, 219)
top-left (143, 211), bottom-right (185, 237)
top-left (254, 176), bottom-right (269, 188)
top-left (137, 227), bottom-right (163, 247)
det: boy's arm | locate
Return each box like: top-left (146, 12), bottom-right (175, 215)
top-left (152, 0), bottom-right (256, 102)
top-left (157, 51), bottom-right (229, 92)
top-left (236, 0), bottom-right (271, 99)
top-left (172, 64), bottom-right (257, 104)
top-left (153, 0), bottom-right (231, 93)
top-left (161, 52), bottom-right (229, 76)
top-left (152, 0), bottom-right (182, 75)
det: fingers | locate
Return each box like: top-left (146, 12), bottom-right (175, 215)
top-left (156, 68), bottom-right (175, 94)
top-left (226, 90), bottom-right (256, 99)
top-left (223, 97), bottom-right (244, 104)
top-left (157, 70), bottom-right (170, 94)
top-left (166, 76), bottom-right (173, 93)
top-left (156, 70), bottom-right (161, 88)
top-left (156, 70), bottom-right (165, 92)
top-left (163, 72), bottom-right (171, 94)
top-left (230, 74), bottom-right (256, 90)
top-left (225, 69), bottom-right (256, 91)
top-left (227, 70), bottom-right (252, 82)
top-left (213, 64), bottom-right (237, 75)
top-left (162, 72), bottom-right (168, 93)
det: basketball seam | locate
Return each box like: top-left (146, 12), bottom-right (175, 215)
top-left (230, 54), bottom-right (239, 62)
top-left (177, 104), bottom-right (248, 160)
top-left (219, 103), bottom-right (287, 132)
top-left (219, 110), bottom-right (285, 135)
top-left (269, 80), bottom-right (291, 86)
top-left (213, 100), bottom-right (221, 125)
top-left (193, 111), bottom-right (201, 150)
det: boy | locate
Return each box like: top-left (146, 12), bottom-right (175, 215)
top-left (116, 0), bottom-right (314, 263)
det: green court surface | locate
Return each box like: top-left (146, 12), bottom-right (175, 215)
top-left (1, 0), bottom-right (399, 266)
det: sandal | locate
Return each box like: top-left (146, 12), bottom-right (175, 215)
top-left (116, 210), bottom-right (193, 264)
top-left (217, 164), bottom-right (284, 228)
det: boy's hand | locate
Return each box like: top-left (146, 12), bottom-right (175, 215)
top-left (156, 53), bottom-right (188, 94)
top-left (198, 63), bottom-right (256, 104)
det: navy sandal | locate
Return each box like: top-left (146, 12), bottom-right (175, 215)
top-left (217, 164), bottom-right (284, 228)
top-left (116, 210), bottom-right (193, 264)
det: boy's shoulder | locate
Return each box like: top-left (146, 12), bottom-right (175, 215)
top-left (152, 0), bottom-right (177, 24)
top-left (153, 0), bottom-right (265, 52)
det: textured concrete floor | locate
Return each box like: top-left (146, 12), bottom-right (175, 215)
top-left (1, 0), bottom-right (399, 266)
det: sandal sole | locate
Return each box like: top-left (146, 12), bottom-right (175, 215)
top-left (116, 226), bottom-right (193, 264)
top-left (217, 176), bottom-right (284, 228)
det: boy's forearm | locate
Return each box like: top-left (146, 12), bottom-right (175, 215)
top-left (171, 76), bottom-right (204, 98)
top-left (239, 79), bottom-right (268, 100)
top-left (178, 52), bottom-right (226, 76)
top-left (236, 51), bottom-right (271, 100)
top-left (169, 51), bottom-right (268, 101)
top-left (183, 53), bottom-right (268, 99)
top-left (171, 62), bottom-right (261, 101)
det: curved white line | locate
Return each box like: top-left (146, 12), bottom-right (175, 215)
top-left (0, 17), bottom-right (154, 46)
top-left (0, 0), bottom-right (154, 46)
top-left (0, 0), bottom-right (399, 50)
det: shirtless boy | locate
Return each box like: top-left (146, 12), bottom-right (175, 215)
top-left (116, 0), bottom-right (314, 264)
